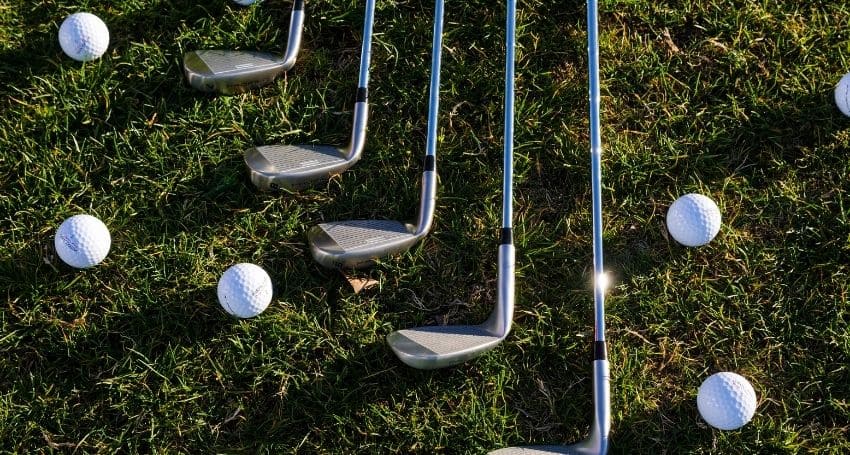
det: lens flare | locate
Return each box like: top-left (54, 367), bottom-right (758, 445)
top-left (596, 272), bottom-right (610, 293)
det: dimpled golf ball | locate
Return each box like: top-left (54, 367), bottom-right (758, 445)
top-left (58, 12), bottom-right (110, 62)
top-left (697, 372), bottom-right (757, 430)
top-left (835, 72), bottom-right (850, 117)
top-left (217, 263), bottom-right (273, 318)
top-left (666, 193), bottom-right (721, 247)
top-left (54, 214), bottom-right (111, 268)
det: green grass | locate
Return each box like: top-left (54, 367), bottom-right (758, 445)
top-left (2, 0), bottom-right (850, 452)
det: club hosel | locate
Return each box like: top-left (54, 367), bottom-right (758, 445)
top-left (591, 358), bottom-right (611, 451)
top-left (280, 0), bottom-right (305, 70)
top-left (345, 101), bottom-right (369, 161)
top-left (484, 243), bottom-right (515, 336)
top-left (414, 169), bottom-right (437, 236)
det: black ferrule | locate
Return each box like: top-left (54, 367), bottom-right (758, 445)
top-left (594, 341), bottom-right (608, 361)
top-left (356, 87), bottom-right (368, 102)
top-left (423, 155), bottom-right (436, 172)
top-left (294, 0), bottom-right (304, 11)
top-left (500, 228), bottom-right (513, 245)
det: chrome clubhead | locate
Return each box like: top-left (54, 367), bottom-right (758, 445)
top-left (387, 325), bottom-right (505, 370)
top-left (387, 243), bottom-right (515, 369)
top-left (183, 50), bottom-right (289, 94)
top-left (307, 220), bottom-right (422, 269)
top-left (245, 143), bottom-right (352, 190)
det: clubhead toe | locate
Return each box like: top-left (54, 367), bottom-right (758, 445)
top-left (489, 440), bottom-right (608, 455)
top-left (245, 144), bottom-right (350, 190)
top-left (308, 220), bottom-right (420, 269)
top-left (387, 325), bottom-right (505, 369)
top-left (183, 50), bottom-right (286, 94)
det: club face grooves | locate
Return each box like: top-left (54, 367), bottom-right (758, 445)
top-left (386, 325), bottom-right (504, 370)
top-left (183, 50), bottom-right (286, 94)
top-left (307, 220), bottom-right (421, 269)
top-left (245, 144), bottom-right (350, 191)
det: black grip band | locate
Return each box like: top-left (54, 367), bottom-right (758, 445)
top-left (423, 155), bottom-right (436, 172)
top-left (499, 228), bottom-right (513, 245)
top-left (293, 0), bottom-right (304, 11)
top-left (356, 87), bottom-right (368, 102)
top-left (594, 340), bottom-right (608, 361)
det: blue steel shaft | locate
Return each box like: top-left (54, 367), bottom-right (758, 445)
top-left (588, 0), bottom-right (606, 342)
top-left (425, 0), bottom-right (443, 160)
top-left (503, 0), bottom-right (516, 230)
top-left (358, 0), bottom-right (376, 89)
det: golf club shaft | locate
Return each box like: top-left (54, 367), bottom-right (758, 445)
top-left (357, 0), bottom-right (375, 90)
top-left (588, 0), bottom-right (605, 344)
top-left (503, 0), bottom-right (516, 231)
top-left (491, 0), bottom-right (517, 340)
top-left (415, 0), bottom-right (443, 235)
top-left (425, 0), bottom-right (443, 162)
top-left (589, 0), bottom-right (611, 450)
top-left (280, 0), bottom-right (306, 70)
top-left (345, 0), bottom-right (376, 159)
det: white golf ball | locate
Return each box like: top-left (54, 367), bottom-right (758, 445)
top-left (58, 12), bottom-right (110, 62)
top-left (835, 72), bottom-right (850, 117)
top-left (217, 263), bottom-right (273, 318)
top-left (666, 193), bottom-right (721, 247)
top-left (232, 0), bottom-right (262, 5)
top-left (697, 372), bottom-right (757, 430)
top-left (54, 214), bottom-right (111, 268)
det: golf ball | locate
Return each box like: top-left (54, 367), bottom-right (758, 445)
top-left (232, 0), bottom-right (262, 5)
top-left (58, 12), bottom-right (110, 62)
top-left (666, 193), bottom-right (721, 247)
top-left (54, 214), bottom-right (111, 268)
top-left (697, 372), bottom-right (757, 430)
top-left (835, 72), bottom-right (850, 117)
top-left (217, 263), bottom-right (273, 318)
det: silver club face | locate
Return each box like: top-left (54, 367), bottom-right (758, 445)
top-left (387, 243), bottom-right (515, 369)
top-left (183, 50), bottom-right (286, 94)
top-left (245, 144), bottom-right (351, 191)
top-left (386, 325), bottom-right (505, 370)
top-left (489, 441), bottom-right (606, 455)
top-left (307, 219), bottom-right (422, 269)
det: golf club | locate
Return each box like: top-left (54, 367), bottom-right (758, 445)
top-left (306, 0), bottom-right (444, 270)
top-left (244, 0), bottom-right (375, 191)
top-left (488, 0), bottom-right (610, 453)
top-left (385, 0), bottom-right (517, 370)
top-left (183, 0), bottom-right (305, 95)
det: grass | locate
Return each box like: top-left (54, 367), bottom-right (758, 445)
top-left (1, 0), bottom-right (849, 452)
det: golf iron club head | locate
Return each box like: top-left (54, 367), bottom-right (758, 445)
top-left (386, 242), bottom-right (515, 369)
top-left (306, 165), bottom-right (436, 269)
top-left (244, 102), bottom-right (368, 191)
top-left (183, 0), bottom-right (305, 94)
top-left (306, 220), bottom-right (421, 269)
